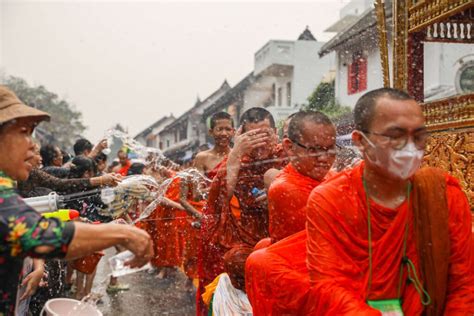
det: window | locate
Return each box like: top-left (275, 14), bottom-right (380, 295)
top-left (457, 62), bottom-right (474, 93)
top-left (179, 122), bottom-right (187, 141)
top-left (277, 87), bottom-right (282, 106)
top-left (286, 82), bottom-right (292, 106)
top-left (159, 141), bottom-right (163, 150)
top-left (166, 140), bottom-right (170, 148)
top-left (347, 52), bottom-right (367, 95)
top-left (272, 84), bottom-right (276, 106)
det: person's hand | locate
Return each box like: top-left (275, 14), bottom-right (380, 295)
top-left (97, 173), bottom-right (122, 186)
top-left (255, 193), bottom-right (267, 203)
top-left (232, 127), bottom-right (272, 158)
top-left (94, 139), bottom-right (108, 152)
top-left (19, 267), bottom-right (44, 300)
top-left (122, 226), bottom-right (154, 269)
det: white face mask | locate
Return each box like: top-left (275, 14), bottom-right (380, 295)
top-left (361, 133), bottom-right (424, 180)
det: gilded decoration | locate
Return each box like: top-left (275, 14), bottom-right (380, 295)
top-left (423, 129), bottom-right (474, 208)
top-left (392, 0), bottom-right (408, 90)
top-left (421, 94), bottom-right (474, 130)
top-left (375, 0), bottom-right (391, 87)
top-left (408, 0), bottom-right (474, 33)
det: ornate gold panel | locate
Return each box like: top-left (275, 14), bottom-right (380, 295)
top-left (421, 94), bottom-right (474, 130)
top-left (423, 129), bottom-right (474, 208)
top-left (375, 0), bottom-right (390, 87)
top-left (408, 0), bottom-right (474, 33)
top-left (393, 0), bottom-right (409, 90)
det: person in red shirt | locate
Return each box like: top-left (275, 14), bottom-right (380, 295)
top-left (306, 88), bottom-right (474, 315)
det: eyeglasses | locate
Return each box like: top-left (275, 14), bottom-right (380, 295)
top-left (360, 129), bottom-right (429, 150)
top-left (290, 138), bottom-right (339, 157)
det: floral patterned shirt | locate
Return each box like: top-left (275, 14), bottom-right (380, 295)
top-left (0, 171), bottom-right (75, 316)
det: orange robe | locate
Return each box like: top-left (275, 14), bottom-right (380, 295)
top-left (205, 159), bottom-right (225, 180)
top-left (306, 162), bottom-right (474, 315)
top-left (246, 230), bottom-right (310, 315)
top-left (268, 163), bottom-right (323, 243)
top-left (198, 149), bottom-right (285, 315)
top-left (117, 160), bottom-right (131, 176)
top-left (246, 163), bottom-right (324, 315)
top-left (151, 178), bottom-right (184, 268)
top-left (182, 198), bottom-right (204, 279)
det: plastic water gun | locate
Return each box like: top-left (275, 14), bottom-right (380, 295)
top-left (43, 209), bottom-right (80, 222)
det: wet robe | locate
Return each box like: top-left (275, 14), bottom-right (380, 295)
top-left (268, 163), bottom-right (323, 243)
top-left (151, 178), bottom-right (184, 268)
top-left (198, 150), bottom-right (285, 315)
top-left (205, 159), bottom-right (225, 180)
top-left (306, 162), bottom-right (474, 315)
top-left (246, 230), bottom-right (310, 315)
top-left (246, 164), bottom-right (324, 315)
top-left (182, 197), bottom-right (205, 279)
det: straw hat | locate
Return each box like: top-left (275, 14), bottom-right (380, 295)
top-left (0, 85), bottom-right (50, 125)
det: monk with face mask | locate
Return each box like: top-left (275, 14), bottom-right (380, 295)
top-left (306, 88), bottom-right (474, 315)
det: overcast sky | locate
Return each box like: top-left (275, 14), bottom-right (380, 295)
top-left (1, 0), bottom-right (349, 142)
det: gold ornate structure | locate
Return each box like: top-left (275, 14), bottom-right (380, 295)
top-left (379, 0), bottom-right (474, 207)
top-left (375, 0), bottom-right (391, 87)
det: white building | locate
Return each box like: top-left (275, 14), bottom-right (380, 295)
top-left (134, 115), bottom-right (175, 149)
top-left (319, 0), bottom-right (474, 108)
top-left (158, 81), bottom-right (230, 162)
top-left (246, 28), bottom-right (335, 122)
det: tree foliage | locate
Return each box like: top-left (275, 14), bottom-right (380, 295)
top-left (4, 76), bottom-right (86, 148)
top-left (304, 80), bottom-right (351, 119)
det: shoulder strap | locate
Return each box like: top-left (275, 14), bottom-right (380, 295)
top-left (412, 167), bottom-right (450, 316)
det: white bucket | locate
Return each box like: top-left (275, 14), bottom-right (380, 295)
top-left (43, 298), bottom-right (102, 316)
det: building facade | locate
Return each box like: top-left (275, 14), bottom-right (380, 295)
top-left (158, 81), bottom-right (230, 162)
top-left (248, 28), bottom-right (335, 122)
top-left (134, 115), bottom-right (176, 149)
top-left (319, 0), bottom-right (474, 108)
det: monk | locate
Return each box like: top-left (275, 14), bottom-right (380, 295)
top-left (198, 108), bottom-right (285, 315)
top-left (179, 175), bottom-right (205, 281)
top-left (148, 168), bottom-right (186, 279)
top-left (268, 110), bottom-right (336, 242)
top-left (263, 112), bottom-right (296, 190)
top-left (112, 149), bottom-right (131, 176)
top-left (306, 88), bottom-right (474, 314)
top-left (193, 111), bottom-right (235, 179)
top-left (246, 110), bottom-right (337, 315)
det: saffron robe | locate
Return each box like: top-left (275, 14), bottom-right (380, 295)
top-left (306, 162), bottom-right (474, 315)
top-left (198, 149), bottom-right (285, 315)
top-left (246, 230), bottom-right (310, 315)
top-left (182, 198), bottom-right (205, 279)
top-left (205, 159), bottom-right (225, 180)
top-left (151, 178), bottom-right (184, 268)
top-left (268, 163), bottom-right (323, 243)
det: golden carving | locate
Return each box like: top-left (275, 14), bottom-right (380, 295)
top-left (421, 94), bottom-right (474, 130)
top-left (392, 0), bottom-right (408, 90)
top-left (408, 0), bottom-right (474, 33)
top-left (375, 0), bottom-right (390, 87)
top-left (423, 129), bottom-right (474, 208)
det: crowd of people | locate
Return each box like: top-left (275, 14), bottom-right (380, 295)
top-left (0, 83), bottom-right (473, 316)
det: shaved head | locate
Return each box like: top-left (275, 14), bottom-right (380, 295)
top-left (353, 88), bottom-right (413, 132)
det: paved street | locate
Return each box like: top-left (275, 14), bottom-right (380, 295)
top-left (92, 249), bottom-right (196, 316)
